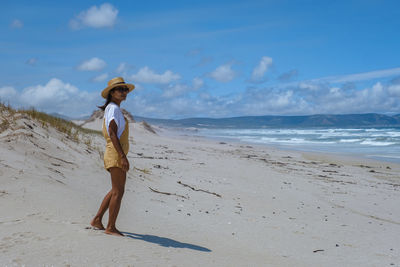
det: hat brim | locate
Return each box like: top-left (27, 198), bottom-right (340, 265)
top-left (101, 83), bottom-right (135, 99)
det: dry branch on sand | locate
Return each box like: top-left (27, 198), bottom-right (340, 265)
top-left (177, 181), bottom-right (222, 198)
top-left (148, 187), bottom-right (188, 199)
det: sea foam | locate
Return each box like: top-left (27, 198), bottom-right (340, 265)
top-left (196, 127), bottom-right (400, 162)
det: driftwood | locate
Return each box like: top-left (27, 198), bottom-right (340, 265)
top-left (148, 187), bottom-right (188, 199)
top-left (177, 181), bottom-right (222, 198)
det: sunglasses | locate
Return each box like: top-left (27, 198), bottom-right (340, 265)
top-left (115, 86), bottom-right (129, 93)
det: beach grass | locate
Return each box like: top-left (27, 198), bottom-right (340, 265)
top-left (0, 102), bottom-right (101, 139)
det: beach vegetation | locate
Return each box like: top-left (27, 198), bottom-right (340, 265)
top-left (19, 107), bottom-right (101, 136)
top-left (0, 103), bottom-right (101, 147)
top-left (84, 137), bottom-right (92, 147)
top-left (0, 101), bottom-right (15, 115)
top-left (0, 118), bottom-right (9, 133)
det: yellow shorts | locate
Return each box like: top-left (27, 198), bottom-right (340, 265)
top-left (102, 117), bottom-right (130, 171)
top-left (103, 143), bottom-right (129, 171)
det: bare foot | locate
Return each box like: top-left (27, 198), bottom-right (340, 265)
top-left (90, 217), bottom-right (105, 230)
top-left (105, 227), bottom-right (124, 236)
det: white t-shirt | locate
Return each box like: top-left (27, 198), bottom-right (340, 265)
top-left (104, 102), bottom-right (126, 139)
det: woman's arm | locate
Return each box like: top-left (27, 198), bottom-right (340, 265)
top-left (109, 119), bottom-right (129, 172)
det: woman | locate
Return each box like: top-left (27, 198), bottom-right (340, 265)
top-left (91, 77), bottom-right (135, 236)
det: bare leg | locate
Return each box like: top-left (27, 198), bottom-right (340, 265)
top-left (105, 167), bottom-right (126, 236)
top-left (91, 190), bottom-right (112, 230)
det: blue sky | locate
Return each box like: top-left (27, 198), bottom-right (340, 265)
top-left (1, 0), bottom-right (400, 118)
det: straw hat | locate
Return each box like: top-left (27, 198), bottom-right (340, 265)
top-left (101, 77), bottom-right (135, 99)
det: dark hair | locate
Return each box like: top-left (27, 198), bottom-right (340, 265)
top-left (97, 89), bottom-right (114, 111)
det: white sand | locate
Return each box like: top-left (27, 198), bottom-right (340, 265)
top-left (1, 111), bottom-right (399, 266)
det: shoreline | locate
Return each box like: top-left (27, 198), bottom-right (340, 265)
top-left (157, 125), bottom-right (400, 167)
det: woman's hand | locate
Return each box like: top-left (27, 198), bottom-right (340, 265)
top-left (120, 155), bottom-right (130, 172)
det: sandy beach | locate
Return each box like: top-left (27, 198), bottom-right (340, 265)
top-left (1, 109), bottom-right (399, 266)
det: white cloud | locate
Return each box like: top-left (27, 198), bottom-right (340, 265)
top-left (130, 66), bottom-right (181, 84)
top-left (117, 76), bottom-right (400, 118)
top-left (298, 82), bottom-right (321, 91)
top-left (126, 80), bottom-right (400, 117)
top-left (9, 78), bottom-right (99, 117)
top-left (235, 87), bottom-right (304, 115)
top-left (301, 81), bottom-right (400, 114)
top-left (192, 77), bottom-right (204, 90)
top-left (1, 79), bottom-right (97, 117)
top-left (20, 78), bottom-right (79, 106)
top-left (92, 73), bottom-right (108, 82)
top-left (210, 63), bottom-right (236, 82)
top-left (162, 84), bottom-right (189, 98)
top-left (275, 90), bottom-right (293, 107)
top-left (116, 62), bottom-right (129, 74)
top-left (370, 82), bottom-right (384, 99)
top-left (313, 67), bottom-right (400, 84)
top-left (0, 86), bottom-right (18, 104)
top-left (388, 84), bottom-right (400, 96)
top-left (10, 19), bottom-right (23, 29)
top-left (70, 3), bottom-right (118, 30)
top-left (78, 57), bottom-right (106, 71)
top-left (250, 56), bottom-right (273, 82)
top-left (161, 78), bottom-right (203, 99)
top-left (328, 87), bottom-right (342, 98)
top-left (3, 72), bottom-right (400, 119)
top-left (278, 67), bottom-right (400, 92)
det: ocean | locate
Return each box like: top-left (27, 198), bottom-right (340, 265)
top-left (190, 127), bottom-right (400, 163)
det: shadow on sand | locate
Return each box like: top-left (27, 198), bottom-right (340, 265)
top-left (122, 232), bottom-right (212, 252)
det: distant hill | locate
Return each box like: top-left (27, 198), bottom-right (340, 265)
top-left (49, 112), bottom-right (73, 121)
top-left (134, 113), bottom-right (400, 129)
top-left (85, 109), bottom-right (135, 123)
top-left (50, 112), bottom-right (92, 121)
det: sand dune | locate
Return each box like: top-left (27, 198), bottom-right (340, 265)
top-left (1, 107), bottom-right (399, 266)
